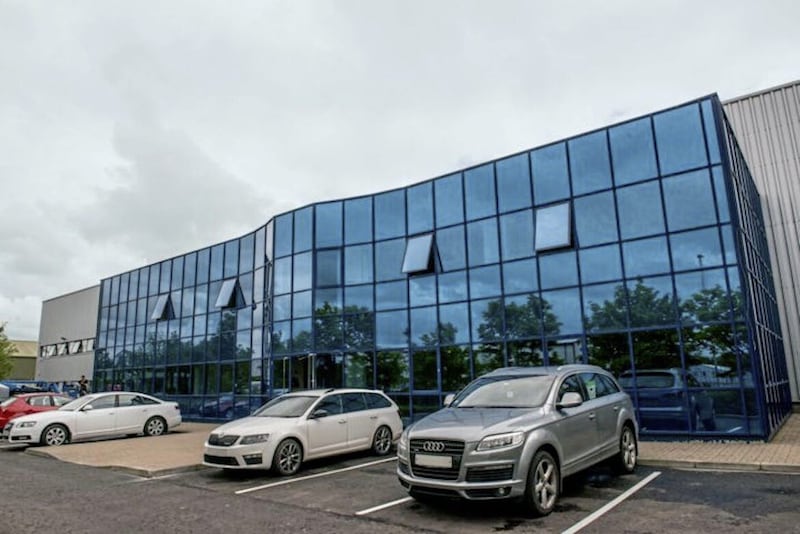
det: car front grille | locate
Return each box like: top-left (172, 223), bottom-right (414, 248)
top-left (208, 433), bottom-right (239, 447)
top-left (204, 454), bottom-right (239, 466)
top-left (409, 439), bottom-right (464, 480)
top-left (465, 465), bottom-right (514, 482)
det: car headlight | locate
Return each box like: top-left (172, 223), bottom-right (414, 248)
top-left (397, 429), bottom-right (409, 456)
top-left (239, 433), bottom-right (270, 445)
top-left (18, 421), bottom-right (37, 428)
top-left (476, 431), bottom-right (524, 451)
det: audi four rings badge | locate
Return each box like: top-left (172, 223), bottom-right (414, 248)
top-left (423, 441), bottom-right (446, 452)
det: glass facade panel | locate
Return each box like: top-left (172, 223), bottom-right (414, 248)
top-left (437, 270), bottom-right (468, 304)
top-left (293, 252), bottom-right (312, 291)
top-left (376, 310), bottom-right (408, 348)
top-left (583, 282), bottom-right (627, 333)
top-left (467, 218), bottom-right (499, 267)
top-left (345, 197), bottom-right (372, 245)
top-left (376, 280), bottom-right (407, 311)
top-left (469, 265), bottom-right (501, 299)
top-left (375, 238), bottom-right (405, 282)
top-left (294, 207), bottom-right (313, 252)
top-left (434, 173), bottom-right (464, 228)
top-left (539, 250), bottom-right (578, 289)
top-left (609, 117), bottom-right (658, 186)
top-left (623, 236), bottom-right (670, 278)
top-left (569, 130), bottom-right (612, 195)
top-left (502, 258), bottom-right (537, 295)
top-left (531, 143), bottom-right (569, 205)
top-left (410, 307), bottom-right (438, 347)
top-left (439, 303), bottom-right (470, 345)
top-left (663, 169), bottom-right (717, 232)
top-left (316, 249), bottom-right (341, 287)
top-left (574, 191), bottom-right (618, 247)
top-left (617, 181), bottom-right (665, 240)
top-left (670, 228), bottom-right (723, 272)
top-left (409, 275), bottom-right (436, 308)
top-left (464, 163), bottom-right (496, 221)
top-left (345, 244), bottom-right (373, 285)
top-left (316, 202), bottom-right (343, 248)
top-left (345, 284), bottom-right (373, 312)
top-left (500, 210), bottom-right (534, 261)
top-left (274, 213), bottom-right (293, 257)
top-left (402, 234), bottom-right (434, 274)
top-left (542, 288), bottom-right (582, 336)
top-left (375, 190), bottom-right (405, 240)
top-left (579, 244), bottom-right (622, 284)
top-left (496, 153), bottom-right (532, 213)
top-left (407, 182), bottom-right (434, 235)
top-left (654, 103), bottom-right (707, 175)
top-left (436, 225), bottom-right (466, 271)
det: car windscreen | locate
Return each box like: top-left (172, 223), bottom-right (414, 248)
top-left (451, 375), bottom-right (555, 408)
top-left (252, 395), bottom-right (318, 417)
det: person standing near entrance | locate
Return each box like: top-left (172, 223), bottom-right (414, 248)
top-left (78, 375), bottom-right (89, 396)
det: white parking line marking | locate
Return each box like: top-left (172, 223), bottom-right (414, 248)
top-left (235, 457), bottom-right (396, 495)
top-left (355, 496), bottom-right (414, 516)
top-left (561, 471), bottom-right (661, 534)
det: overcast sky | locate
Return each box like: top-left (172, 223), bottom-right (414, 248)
top-left (1, 0), bottom-right (798, 341)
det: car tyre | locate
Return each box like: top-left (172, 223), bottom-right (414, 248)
top-left (371, 425), bottom-right (393, 456)
top-left (41, 423), bottom-right (70, 446)
top-left (524, 450), bottom-right (559, 517)
top-left (143, 416), bottom-right (167, 437)
top-left (613, 423), bottom-right (637, 474)
top-left (272, 438), bottom-right (302, 476)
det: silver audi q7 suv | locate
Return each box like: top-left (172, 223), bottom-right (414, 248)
top-left (396, 365), bottom-right (638, 516)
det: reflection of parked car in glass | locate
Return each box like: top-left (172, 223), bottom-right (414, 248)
top-left (199, 394), bottom-right (251, 419)
top-left (618, 369), bottom-right (716, 431)
top-left (396, 365), bottom-right (638, 517)
top-left (203, 388), bottom-right (403, 474)
top-left (2, 391), bottom-right (182, 446)
top-left (0, 393), bottom-right (73, 429)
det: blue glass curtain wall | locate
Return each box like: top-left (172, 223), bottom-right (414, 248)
top-left (94, 95), bottom-right (789, 439)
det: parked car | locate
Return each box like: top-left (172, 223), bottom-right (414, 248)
top-left (0, 393), bottom-right (73, 429)
top-left (618, 368), bottom-right (716, 431)
top-left (1, 391), bottom-right (182, 446)
top-left (203, 388), bottom-right (403, 474)
top-left (396, 365), bottom-right (638, 516)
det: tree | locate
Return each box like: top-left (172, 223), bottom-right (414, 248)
top-left (0, 323), bottom-right (17, 379)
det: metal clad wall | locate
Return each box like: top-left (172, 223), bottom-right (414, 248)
top-left (724, 81), bottom-right (800, 402)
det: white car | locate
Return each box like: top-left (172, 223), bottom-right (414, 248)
top-left (203, 388), bottom-right (403, 474)
top-left (2, 391), bottom-right (182, 446)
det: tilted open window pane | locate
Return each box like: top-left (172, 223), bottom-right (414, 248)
top-left (215, 278), bottom-right (245, 309)
top-left (151, 293), bottom-right (175, 321)
top-left (402, 234), bottom-right (438, 274)
top-left (535, 202), bottom-right (572, 252)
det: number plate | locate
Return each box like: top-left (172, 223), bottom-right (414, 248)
top-left (414, 453), bottom-right (452, 468)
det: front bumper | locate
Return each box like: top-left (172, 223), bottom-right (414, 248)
top-left (203, 440), bottom-right (278, 470)
top-left (396, 439), bottom-right (527, 500)
top-left (3, 422), bottom-right (40, 444)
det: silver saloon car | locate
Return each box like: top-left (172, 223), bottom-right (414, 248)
top-left (203, 388), bottom-right (404, 474)
top-left (396, 365), bottom-right (638, 516)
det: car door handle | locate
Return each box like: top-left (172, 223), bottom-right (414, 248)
top-left (370, 415), bottom-right (378, 420)
top-left (338, 419), bottom-right (347, 424)
top-left (588, 412), bottom-right (596, 420)
top-left (613, 405), bottom-right (620, 411)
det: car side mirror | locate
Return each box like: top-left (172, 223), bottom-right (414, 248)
top-left (82, 404), bottom-right (94, 412)
top-left (310, 408), bottom-right (329, 419)
top-left (443, 394), bottom-right (455, 407)
top-left (557, 392), bottom-right (583, 409)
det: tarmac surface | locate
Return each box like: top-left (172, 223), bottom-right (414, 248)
top-left (16, 414), bottom-right (800, 477)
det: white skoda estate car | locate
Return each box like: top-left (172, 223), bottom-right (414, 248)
top-left (2, 391), bottom-right (182, 446)
top-left (397, 365), bottom-right (638, 516)
top-left (203, 388), bottom-right (403, 474)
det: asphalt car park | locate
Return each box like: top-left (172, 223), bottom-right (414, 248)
top-left (169, 449), bottom-right (660, 533)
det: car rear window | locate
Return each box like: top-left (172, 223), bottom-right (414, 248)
top-left (366, 393), bottom-right (392, 409)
